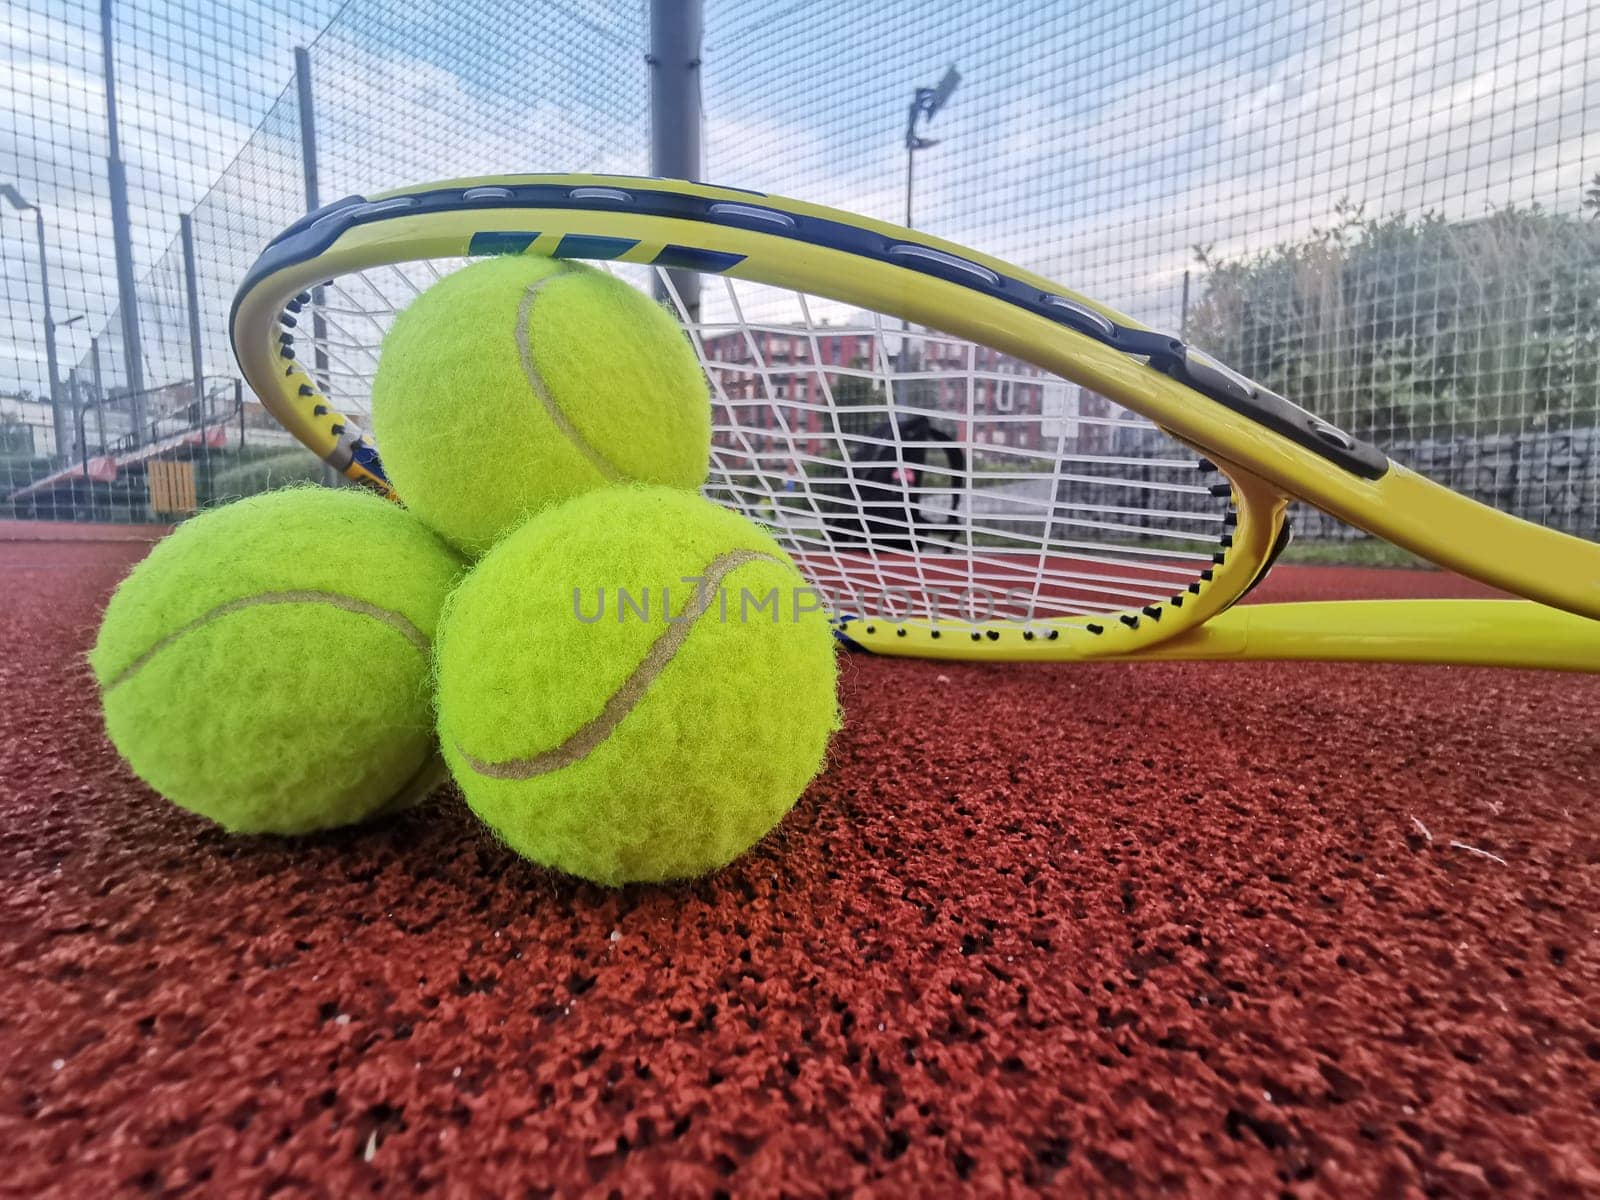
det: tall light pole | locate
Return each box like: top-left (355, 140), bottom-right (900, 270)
top-left (101, 0), bottom-right (146, 436)
top-left (1, 183), bottom-right (73, 459)
top-left (903, 65), bottom-right (960, 231)
top-left (897, 67), bottom-right (961, 377)
top-left (649, 0), bottom-right (704, 323)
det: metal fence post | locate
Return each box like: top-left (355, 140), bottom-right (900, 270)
top-left (89, 335), bottom-right (108, 450)
top-left (28, 205), bottom-right (69, 461)
top-left (294, 45), bottom-right (339, 489)
top-left (100, 0), bottom-right (146, 437)
top-left (649, 0), bottom-right (703, 322)
top-left (180, 212), bottom-right (212, 502)
top-left (69, 369), bottom-right (87, 471)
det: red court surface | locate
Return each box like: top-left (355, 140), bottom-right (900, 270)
top-left (2, 537), bottom-right (1598, 1196)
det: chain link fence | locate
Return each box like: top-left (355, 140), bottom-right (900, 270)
top-left (2, 0), bottom-right (647, 522)
top-left (3, 0), bottom-right (1596, 544)
top-left (702, 0), bottom-right (1600, 547)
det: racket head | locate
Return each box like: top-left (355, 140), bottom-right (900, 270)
top-left (233, 177), bottom-right (1300, 660)
top-left (234, 175), bottom-right (1600, 661)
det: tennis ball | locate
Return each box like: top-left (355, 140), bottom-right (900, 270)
top-left (370, 254), bottom-right (712, 556)
top-left (436, 485), bottom-right (839, 886)
top-left (89, 486), bottom-right (463, 835)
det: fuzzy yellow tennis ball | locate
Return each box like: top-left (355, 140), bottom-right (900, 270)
top-left (435, 485), bottom-right (839, 886)
top-left (89, 486), bottom-right (463, 834)
top-left (370, 254), bottom-right (712, 556)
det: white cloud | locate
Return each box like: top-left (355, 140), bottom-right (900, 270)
top-left (6, 0), bottom-right (1599, 409)
top-left (703, 0), bottom-right (1599, 333)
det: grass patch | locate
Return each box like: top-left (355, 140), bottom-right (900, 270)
top-left (1277, 539), bottom-right (1430, 568)
top-left (208, 448), bottom-right (326, 499)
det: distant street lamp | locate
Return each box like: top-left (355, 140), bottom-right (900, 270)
top-left (1, 184), bottom-right (72, 459)
top-left (903, 65), bottom-right (961, 231)
top-left (898, 67), bottom-right (962, 370)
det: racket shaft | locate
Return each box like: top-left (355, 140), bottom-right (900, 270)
top-left (1099, 600), bottom-right (1600, 671)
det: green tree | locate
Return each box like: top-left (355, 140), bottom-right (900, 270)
top-left (1187, 201), bottom-right (1600, 437)
top-left (827, 356), bottom-right (887, 443)
top-left (0, 413), bottom-right (34, 456)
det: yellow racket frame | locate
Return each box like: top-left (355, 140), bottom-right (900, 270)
top-left (231, 173), bottom-right (1600, 670)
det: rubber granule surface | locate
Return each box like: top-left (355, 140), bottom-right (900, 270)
top-left (2, 540), bottom-right (1598, 1197)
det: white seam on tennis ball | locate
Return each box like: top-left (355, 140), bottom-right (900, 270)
top-left (515, 265), bottom-right (625, 483)
top-left (102, 589), bottom-right (430, 691)
top-left (454, 548), bottom-right (782, 781)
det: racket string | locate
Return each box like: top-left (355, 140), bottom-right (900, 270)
top-left (300, 260), bottom-right (1233, 627)
top-left (677, 271), bottom-right (1232, 626)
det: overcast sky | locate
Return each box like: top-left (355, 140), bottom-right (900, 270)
top-left (3, 0), bottom-right (1596, 402)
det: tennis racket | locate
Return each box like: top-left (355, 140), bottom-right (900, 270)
top-left (230, 174), bottom-right (1600, 671)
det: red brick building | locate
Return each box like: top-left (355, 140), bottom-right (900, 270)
top-left (699, 326), bottom-right (1119, 458)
